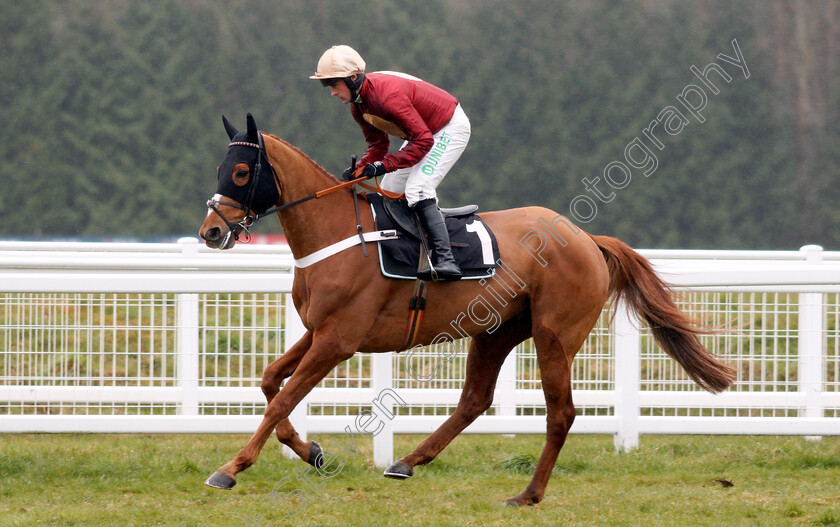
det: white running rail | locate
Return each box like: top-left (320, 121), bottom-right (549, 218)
top-left (2, 238), bottom-right (840, 466)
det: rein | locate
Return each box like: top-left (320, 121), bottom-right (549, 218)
top-left (207, 135), bottom-right (404, 243)
top-left (209, 133), bottom-right (429, 353)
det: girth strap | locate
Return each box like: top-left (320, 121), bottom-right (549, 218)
top-left (402, 279), bottom-right (428, 350)
top-left (401, 245), bottom-right (432, 350)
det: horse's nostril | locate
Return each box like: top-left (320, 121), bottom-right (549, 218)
top-left (204, 227), bottom-right (221, 241)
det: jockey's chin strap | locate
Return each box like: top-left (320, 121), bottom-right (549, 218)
top-left (208, 135), bottom-right (404, 244)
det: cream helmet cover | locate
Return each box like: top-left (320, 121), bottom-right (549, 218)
top-left (310, 45), bottom-right (366, 79)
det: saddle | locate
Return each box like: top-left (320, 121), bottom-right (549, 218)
top-left (382, 198), bottom-right (479, 241)
top-left (368, 194), bottom-right (499, 280)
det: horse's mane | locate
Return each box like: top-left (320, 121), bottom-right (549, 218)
top-left (264, 133), bottom-right (341, 184)
top-left (265, 133), bottom-right (371, 203)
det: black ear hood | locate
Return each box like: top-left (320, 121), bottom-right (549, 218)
top-left (214, 114), bottom-right (280, 215)
top-left (222, 115), bottom-right (239, 140)
top-left (246, 113), bottom-right (259, 144)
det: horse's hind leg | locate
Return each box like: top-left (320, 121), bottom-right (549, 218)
top-left (504, 322), bottom-right (575, 507)
top-left (385, 316), bottom-right (530, 478)
top-left (259, 331), bottom-right (321, 467)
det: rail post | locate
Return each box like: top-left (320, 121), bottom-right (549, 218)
top-left (372, 352), bottom-right (395, 467)
top-left (496, 348), bottom-right (518, 419)
top-left (282, 295), bottom-right (309, 458)
top-left (799, 245), bottom-right (825, 441)
top-left (176, 237), bottom-right (200, 415)
top-left (614, 299), bottom-right (641, 452)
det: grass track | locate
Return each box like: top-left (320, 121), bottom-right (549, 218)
top-left (1, 433), bottom-right (839, 526)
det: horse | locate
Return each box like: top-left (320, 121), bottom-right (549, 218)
top-left (198, 114), bottom-right (736, 507)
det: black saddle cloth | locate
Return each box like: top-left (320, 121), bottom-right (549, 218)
top-left (368, 194), bottom-right (500, 280)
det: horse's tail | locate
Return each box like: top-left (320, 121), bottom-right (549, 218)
top-left (588, 234), bottom-right (736, 394)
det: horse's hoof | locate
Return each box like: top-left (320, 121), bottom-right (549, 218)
top-left (383, 461), bottom-right (413, 479)
top-left (307, 441), bottom-right (323, 469)
top-left (503, 495), bottom-right (538, 507)
top-left (204, 471), bottom-right (236, 490)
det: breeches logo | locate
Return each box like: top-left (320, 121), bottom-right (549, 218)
top-left (421, 131), bottom-right (452, 176)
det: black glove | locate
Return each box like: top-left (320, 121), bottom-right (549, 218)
top-left (341, 165), bottom-right (356, 181)
top-left (353, 161), bottom-right (387, 179)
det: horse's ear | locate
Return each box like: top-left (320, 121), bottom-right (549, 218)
top-left (222, 115), bottom-right (239, 140)
top-left (246, 113), bottom-right (258, 143)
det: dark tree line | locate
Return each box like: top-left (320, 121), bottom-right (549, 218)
top-left (1, 0), bottom-right (838, 249)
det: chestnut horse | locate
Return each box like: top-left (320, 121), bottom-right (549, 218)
top-left (198, 114), bottom-right (735, 506)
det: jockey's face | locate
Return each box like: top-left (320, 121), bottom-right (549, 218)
top-left (330, 75), bottom-right (355, 104)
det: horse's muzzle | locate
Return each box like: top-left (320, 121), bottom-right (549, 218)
top-left (200, 225), bottom-right (236, 250)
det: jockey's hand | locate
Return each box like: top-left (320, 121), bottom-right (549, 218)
top-left (353, 161), bottom-right (387, 179)
top-left (341, 165), bottom-right (356, 181)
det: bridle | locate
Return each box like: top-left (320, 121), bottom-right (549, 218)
top-left (206, 133), bottom-right (283, 246)
top-left (206, 132), bottom-right (401, 247)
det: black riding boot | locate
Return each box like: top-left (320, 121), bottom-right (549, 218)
top-left (413, 199), bottom-right (463, 281)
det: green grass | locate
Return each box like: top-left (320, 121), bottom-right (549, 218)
top-left (1, 434), bottom-right (839, 526)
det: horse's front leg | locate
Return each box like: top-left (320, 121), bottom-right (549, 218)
top-left (205, 327), bottom-right (355, 489)
top-left (259, 331), bottom-right (322, 466)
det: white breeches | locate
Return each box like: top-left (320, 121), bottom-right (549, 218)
top-left (380, 104), bottom-right (471, 206)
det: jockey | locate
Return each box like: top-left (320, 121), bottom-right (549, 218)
top-left (310, 45), bottom-right (470, 282)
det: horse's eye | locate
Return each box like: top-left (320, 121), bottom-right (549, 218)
top-left (232, 162), bottom-right (250, 186)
